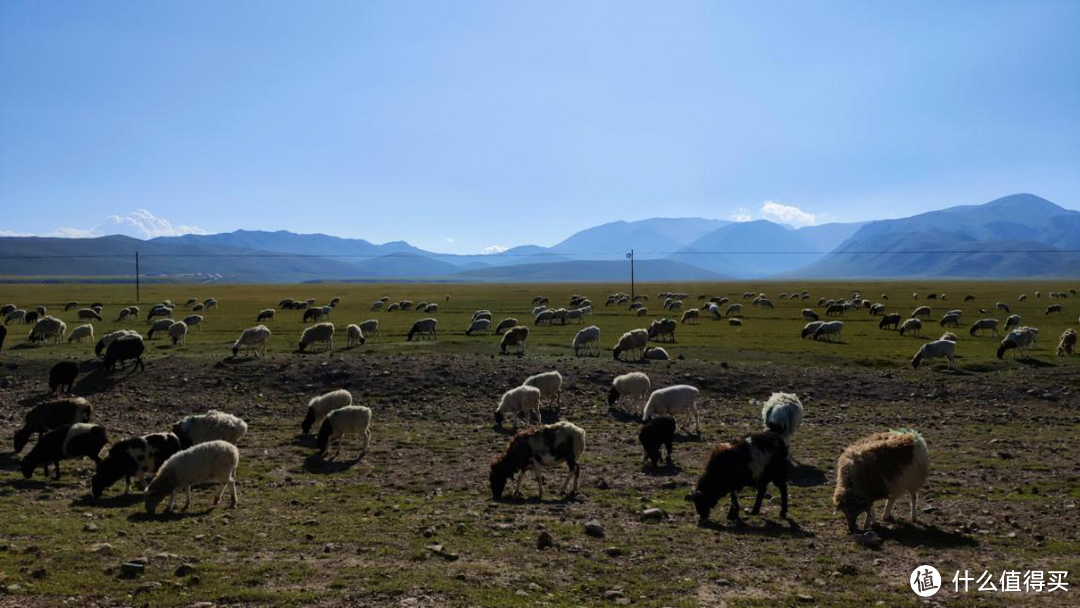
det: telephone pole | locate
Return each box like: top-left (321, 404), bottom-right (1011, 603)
top-left (135, 251), bottom-right (141, 303)
top-left (626, 249), bottom-right (635, 301)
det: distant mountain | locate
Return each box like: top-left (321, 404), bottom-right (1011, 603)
top-left (796, 194), bottom-right (1080, 278)
top-left (550, 218), bottom-right (730, 258)
top-left (157, 230), bottom-right (431, 258)
top-left (449, 259), bottom-right (730, 282)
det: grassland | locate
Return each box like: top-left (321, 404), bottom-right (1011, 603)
top-left (0, 281), bottom-right (1077, 607)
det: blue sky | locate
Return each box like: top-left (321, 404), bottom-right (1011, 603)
top-left (2, 1), bottom-right (1078, 254)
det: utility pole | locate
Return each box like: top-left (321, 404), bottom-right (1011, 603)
top-left (135, 251), bottom-right (141, 303)
top-left (626, 249), bottom-right (635, 301)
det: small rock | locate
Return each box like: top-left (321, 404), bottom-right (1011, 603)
top-left (838, 564), bottom-right (858, 576)
top-left (604, 547), bottom-right (624, 557)
top-left (134, 581), bottom-right (161, 595)
top-left (853, 531), bottom-right (881, 549)
top-left (90, 543), bottom-right (116, 556)
top-left (595, 478), bottom-right (610, 490)
top-left (641, 508), bottom-right (666, 521)
top-left (82, 523), bottom-right (98, 532)
top-left (602, 589), bottom-right (626, 601)
top-left (584, 520), bottom-right (605, 538)
top-left (175, 563), bottom-right (197, 577)
top-left (30, 568), bottom-right (47, 579)
top-left (422, 528), bottom-right (435, 538)
top-left (120, 562), bottom-right (145, 577)
top-left (537, 530), bottom-right (554, 550)
top-left (425, 544), bottom-right (459, 561)
top-left (796, 594), bottom-right (814, 603)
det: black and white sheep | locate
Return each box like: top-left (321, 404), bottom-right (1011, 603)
top-left (910, 306), bottom-right (931, 319)
top-left (1058, 329), bottom-right (1077, 356)
top-left (648, 318), bottom-right (677, 343)
top-left (832, 429), bottom-right (929, 532)
top-left (643, 384), bottom-right (701, 434)
top-left (643, 346), bottom-right (670, 360)
top-left (232, 325), bottom-right (271, 358)
top-left (489, 421), bottom-right (585, 500)
top-left (911, 339), bottom-right (957, 369)
top-left (77, 308), bottom-right (103, 322)
top-left (13, 396), bottom-right (93, 453)
top-left (301, 389), bottom-right (354, 434)
top-left (500, 325), bottom-right (529, 354)
top-left (801, 321), bottom-right (823, 339)
top-left (92, 432), bottom-right (182, 498)
top-left (639, 417), bottom-right (675, 467)
top-left (20, 423), bottom-right (109, 480)
top-left (359, 319), bottom-right (380, 337)
top-left (103, 335), bottom-right (146, 372)
top-left (172, 410), bottom-right (248, 449)
top-left (494, 385), bottom-right (542, 428)
top-left (754, 392), bottom-right (804, 463)
top-left (144, 440), bottom-right (240, 514)
top-left (299, 322), bottom-right (335, 352)
top-left (692, 430), bottom-right (789, 522)
top-left (407, 318), bottom-right (438, 341)
top-left (316, 405), bottom-right (372, 460)
top-left (147, 318), bottom-right (175, 340)
top-left (1046, 304), bottom-right (1063, 315)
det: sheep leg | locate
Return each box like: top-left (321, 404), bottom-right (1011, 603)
top-left (664, 441), bottom-right (672, 464)
top-left (778, 482), bottom-right (789, 518)
top-left (751, 482), bottom-right (768, 515)
top-left (124, 477), bottom-right (132, 494)
top-left (882, 497), bottom-right (896, 521)
top-left (512, 469), bottom-right (526, 498)
top-left (213, 482), bottom-right (228, 505)
top-left (532, 462), bottom-right (544, 500)
top-left (909, 491), bottom-right (918, 523)
top-left (53, 461), bottom-right (61, 480)
top-left (181, 486), bottom-right (192, 511)
top-left (165, 492), bottom-right (176, 512)
top-left (360, 428), bottom-right (370, 455)
top-left (727, 491), bottom-right (742, 523)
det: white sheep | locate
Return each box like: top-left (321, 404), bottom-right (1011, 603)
top-left (359, 319), bottom-right (380, 337)
top-left (524, 370), bottom-right (563, 409)
top-left (572, 325), bottom-right (601, 357)
top-left (168, 320), bottom-right (188, 346)
top-left (613, 328), bottom-right (649, 361)
top-left (607, 372), bottom-right (651, 412)
top-left (642, 384), bottom-right (701, 434)
top-left (345, 324), bottom-right (366, 348)
top-left (494, 318), bottom-right (518, 335)
top-left (642, 346), bottom-right (669, 360)
top-left (232, 325), bottom-right (271, 358)
top-left (911, 339), bottom-right (957, 369)
top-left (67, 324), bottom-right (95, 344)
top-left (494, 385), bottom-right (542, 428)
top-left (144, 440), bottom-right (239, 514)
top-left (29, 316), bottom-right (67, 345)
top-left (299, 322), bottom-right (335, 352)
top-left (754, 392), bottom-right (804, 463)
top-left (813, 320), bottom-right (844, 342)
top-left (316, 405), bottom-right (372, 460)
top-left (370, 301), bottom-right (385, 312)
top-left (147, 318), bottom-right (175, 340)
top-left (898, 318), bottom-right (922, 337)
top-left (997, 326), bottom-right (1038, 359)
top-left (466, 318), bottom-right (492, 335)
top-left (500, 325), bottom-right (529, 354)
top-left (182, 315), bottom-right (203, 331)
top-left (833, 429), bottom-right (929, 532)
top-left (172, 410), bottom-right (248, 448)
top-left (256, 308), bottom-right (276, 322)
top-left (301, 389), bottom-right (354, 434)
top-left (407, 318), bottom-right (438, 341)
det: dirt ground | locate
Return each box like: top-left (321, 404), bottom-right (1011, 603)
top-left (0, 351), bottom-right (1078, 606)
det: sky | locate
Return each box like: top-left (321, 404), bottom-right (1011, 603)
top-left (1, 1), bottom-right (1078, 254)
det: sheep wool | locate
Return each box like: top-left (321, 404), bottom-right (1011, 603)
top-left (173, 410), bottom-right (248, 449)
top-left (301, 389), bottom-right (354, 434)
top-left (832, 429), bottom-right (929, 532)
top-left (145, 440), bottom-right (240, 514)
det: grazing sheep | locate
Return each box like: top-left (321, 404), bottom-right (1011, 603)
top-left (64, 301), bottom-right (79, 311)
top-left (826, 303), bottom-right (846, 317)
top-left (725, 303), bottom-right (742, 317)
top-left (681, 309), bottom-right (700, 324)
top-left (67, 324), bottom-right (94, 344)
top-left (494, 385), bottom-right (542, 429)
top-left (643, 384), bottom-right (701, 434)
top-left (472, 310), bottom-right (493, 322)
top-left (910, 306), bottom-right (931, 319)
top-left (301, 389), bottom-right (354, 434)
top-left (424, 303), bottom-right (439, 313)
top-left (801, 321), bottom-right (824, 339)
top-left (802, 309), bottom-right (819, 321)
top-left (345, 324), bottom-right (366, 348)
top-left (969, 318), bottom-right (1000, 337)
top-left (648, 318), bottom-right (677, 343)
top-left (489, 421), bottom-right (585, 500)
top-left (524, 370), bottom-right (563, 410)
top-left (939, 312), bottom-right (961, 328)
top-left (0, 325), bottom-right (6, 353)
top-left (115, 308), bottom-right (133, 322)
top-left (964, 295), bottom-right (975, 302)
top-left (898, 318), bottom-right (922, 337)
top-left (172, 410), bottom-right (248, 449)
top-left (940, 332), bottom-right (958, 342)
top-left (144, 440), bottom-right (239, 514)
top-left (500, 325), bottom-right (530, 354)
top-left (878, 313), bottom-right (901, 330)
top-left (92, 432), bottom-right (182, 498)
top-left (572, 325), bottom-right (601, 357)
top-left (13, 397), bottom-right (93, 453)
top-left (643, 346), bottom-right (670, 360)
top-left (5, 309), bottom-right (26, 325)
top-left (359, 319), bottom-right (380, 337)
top-left (608, 371), bottom-right (651, 412)
top-left (232, 325), bottom-right (271, 358)
top-left (147, 318), bottom-right (175, 340)
top-left (77, 308), bottom-right (103, 322)
top-left (329, 297), bottom-right (341, 307)
top-left (257, 308), bottom-right (276, 322)
top-left (299, 322), bottom-right (335, 352)
top-left (754, 392), bottom-right (804, 463)
top-left (832, 429), bottom-right (929, 532)
top-left (639, 417), bottom-right (675, 467)
top-left (465, 318), bottom-right (492, 336)
top-left (24, 311), bottom-right (40, 326)
top-left (303, 308), bottom-right (324, 323)
top-left (316, 406), bottom-right (373, 460)
top-left (997, 327), bottom-right (1039, 359)
top-left (48, 360), bottom-right (79, 393)
top-left (370, 301), bottom-right (385, 312)
top-left (1046, 304), bottom-right (1063, 315)
top-left (813, 320), bottom-right (844, 342)
top-left (494, 318), bottom-right (518, 335)
top-left (692, 430), bottom-right (789, 522)
top-left (637, 307), bottom-right (649, 317)
top-left (1004, 314), bottom-right (1022, 331)
top-left (613, 328), bottom-right (649, 361)
top-left (407, 318), bottom-right (438, 341)
top-left (729, 318), bottom-right (743, 327)
top-left (182, 315), bottom-right (203, 331)
top-left (911, 339), bottom-right (957, 370)
top-left (168, 321), bottom-right (188, 346)
top-left (534, 309), bottom-right (556, 325)
top-left (29, 316), bottom-right (67, 344)
top-left (20, 423), bottom-right (109, 480)
top-left (1019, 294), bottom-right (1028, 302)
top-left (996, 302), bottom-right (1011, 313)
top-left (1057, 329), bottom-right (1077, 356)
top-left (103, 335), bottom-right (146, 372)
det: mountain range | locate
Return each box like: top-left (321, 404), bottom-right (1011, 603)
top-left (1, 194), bottom-right (1077, 282)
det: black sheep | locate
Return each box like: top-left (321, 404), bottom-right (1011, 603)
top-left (103, 336), bottom-right (145, 372)
top-left (13, 397), bottom-right (93, 453)
top-left (92, 432), bottom-right (182, 498)
top-left (639, 417), bottom-right (675, 467)
top-left (0, 325), bottom-right (6, 353)
top-left (692, 430), bottom-right (789, 523)
top-left (21, 423), bottom-right (108, 480)
top-left (48, 361), bottom-right (79, 394)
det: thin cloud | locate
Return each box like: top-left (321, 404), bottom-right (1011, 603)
top-left (12, 210), bottom-right (209, 239)
top-left (729, 207), bottom-right (754, 222)
top-left (760, 201), bottom-right (817, 227)
top-left (480, 244), bottom-right (508, 254)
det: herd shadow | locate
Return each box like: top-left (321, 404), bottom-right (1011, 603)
top-left (699, 516), bottom-right (815, 539)
top-left (301, 451), bottom-right (366, 474)
top-left (872, 521), bottom-right (978, 549)
top-left (789, 463), bottom-right (828, 487)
